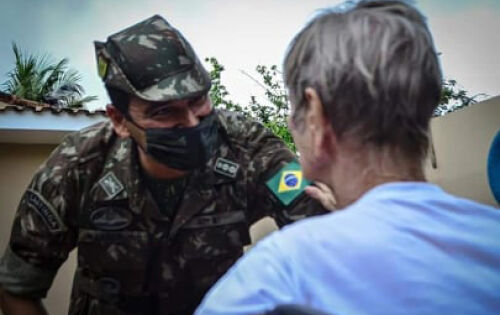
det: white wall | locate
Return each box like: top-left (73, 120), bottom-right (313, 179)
top-left (426, 96), bottom-right (500, 207)
top-left (0, 143), bottom-right (76, 315)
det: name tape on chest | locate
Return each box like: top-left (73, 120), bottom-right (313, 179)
top-left (25, 189), bottom-right (66, 232)
top-left (214, 158), bottom-right (240, 178)
top-left (265, 160), bottom-right (311, 206)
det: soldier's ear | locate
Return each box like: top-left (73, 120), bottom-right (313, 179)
top-left (107, 104), bottom-right (131, 138)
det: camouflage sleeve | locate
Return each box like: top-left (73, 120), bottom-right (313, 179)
top-left (245, 121), bottom-right (327, 227)
top-left (0, 134), bottom-right (80, 298)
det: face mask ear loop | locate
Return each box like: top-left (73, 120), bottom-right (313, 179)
top-left (123, 117), bottom-right (148, 151)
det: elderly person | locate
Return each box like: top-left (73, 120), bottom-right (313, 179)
top-left (195, 1), bottom-right (500, 314)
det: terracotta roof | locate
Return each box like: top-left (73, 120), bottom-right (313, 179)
top-left (0, 92), bottom-right (106, 117)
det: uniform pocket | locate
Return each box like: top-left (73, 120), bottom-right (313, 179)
top-left (179, 210), bottom-right (250, 258)
top-left (77, 229), bottom-right (149, 273)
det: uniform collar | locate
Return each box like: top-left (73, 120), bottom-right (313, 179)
top-left (168, 115), bottom-right (243, 236)
top-left (92, 136), bottom-right (160, 223)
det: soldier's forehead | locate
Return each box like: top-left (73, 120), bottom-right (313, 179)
top-left (132, 93), bottom-right (207, 109)
top-left (128, 96), bottom-right (182, 114)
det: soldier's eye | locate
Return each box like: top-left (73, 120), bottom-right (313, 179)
top-left (149, 106), bottom-right (172, 118)
top-left (189, 95), bottom-right (206, 108)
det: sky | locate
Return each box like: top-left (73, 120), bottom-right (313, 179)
top-left (1, 0), bottom-right (499, 111)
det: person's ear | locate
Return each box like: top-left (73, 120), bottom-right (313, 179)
top-left (106, 104), bottom-right (130, 138)
top-left (304, 87), bottom-right (336, 162)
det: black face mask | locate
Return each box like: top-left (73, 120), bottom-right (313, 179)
top-left (131, 111), bottom-right (219, 171)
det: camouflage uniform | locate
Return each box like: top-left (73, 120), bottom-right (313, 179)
top-left (0, 111), bottom-right (325, 315)
top-left (0, 15), bottom-right (326, 314)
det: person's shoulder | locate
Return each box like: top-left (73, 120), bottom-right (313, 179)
top-left (427, 185), bottom-right (500, 224)
top-left (62, 120), bottom-right (115, 161)
top-left (275, 203), bottom-right (385, 255)
top-left (75, 120), bottom-right (113, 140)
top-left (32, 121), bottom-right (114, 187)
top-left (441, 188), bottom-right (499, 212)
top-left (71, 120), bottom-right (113, 145)
top-left (374, 182), bottom-right (499, 218)
top-left (277, 212), bottom-right (338, 242)
top-left (241, 213), bottom-right (345, 282)
top-left (216, 110), bottom-right (271, 143)
top-left (216, 109), bottom-right (293, 167)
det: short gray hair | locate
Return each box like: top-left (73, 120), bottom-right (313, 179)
top-left (284, 0), bottom-right (442, 159)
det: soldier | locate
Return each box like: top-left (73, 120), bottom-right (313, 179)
top-left (0, 15), bottom-right (329, 315)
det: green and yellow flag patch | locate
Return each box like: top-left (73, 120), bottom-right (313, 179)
top-left (97, 55), bottom-right (109, 79)
top-left (266, 160), bottom-right (311, 206)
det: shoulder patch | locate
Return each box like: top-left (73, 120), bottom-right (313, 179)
top-left (98, 172), bottom-right (124, 199)
top-left (265, 160), bottom-right (311, 206)
top-left (25, 189), bottom-right (66, 232)
top-left (214, 158), bottom-right (239, 178)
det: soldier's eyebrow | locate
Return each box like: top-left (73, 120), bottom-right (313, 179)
top-left (144, 102), bottom-right (175, 117)
top-left (188, 94), bottom-right (205, 106)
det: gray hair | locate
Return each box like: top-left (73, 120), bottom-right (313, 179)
top-left (284, 0), bottom-right (442, 160)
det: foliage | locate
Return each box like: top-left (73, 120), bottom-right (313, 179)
top-left (207, 57), bottom-right (482, 152)
top-left (2, 43), bottom-right (97, 108)
top-left (207, 57), bottom-right (296, 151)
top-left (434, 79), bottom-right (484, 116)
top-left (206, 57), bottom-right (245, 113)
top-left (250, 65), bottom-right (294, 151)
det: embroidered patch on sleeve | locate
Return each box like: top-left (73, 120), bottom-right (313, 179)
top-left (265, 160), bottom-right (311, 206)
top-left (98, 172), bottom-right (124, 199)
top-left (25, 189), bottom-right (66, 233)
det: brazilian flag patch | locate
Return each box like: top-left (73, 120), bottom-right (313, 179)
top-left (266, 160), bottom-right (311, 206)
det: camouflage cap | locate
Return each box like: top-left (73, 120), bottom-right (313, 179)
top-left (94, 15), bottom-right (211, 102)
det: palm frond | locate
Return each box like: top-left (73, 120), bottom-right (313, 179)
top-left (41, 57), bottom-right (69, 96)
top-left (53, 68), bottom-right (83, 95)
top-left (68, 95), bottom-right (99, 108)
top-left (3, 42), bottom-right (95, 108)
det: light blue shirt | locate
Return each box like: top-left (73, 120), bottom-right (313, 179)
top-left (196, 182), bottom-right (500, 315)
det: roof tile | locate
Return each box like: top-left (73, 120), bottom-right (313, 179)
top-left (0, 92), bottom-right (106, 117)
